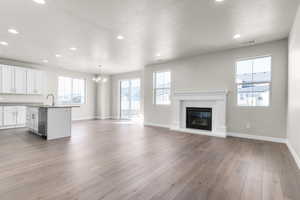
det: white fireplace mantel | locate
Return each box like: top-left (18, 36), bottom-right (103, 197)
top-left (170, 90), bottom-right (228, 138)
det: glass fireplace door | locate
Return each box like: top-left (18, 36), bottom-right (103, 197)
top-left (120, 79), bottom-right (141, 119)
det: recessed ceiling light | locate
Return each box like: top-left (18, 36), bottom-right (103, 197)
top-left (233, 34), bottom-right (241, 39)
top-left (43, 59), bottom-right (48, 63)
top-left (156, 53), bottom-right (161, 57)
top-left (69, 47), bottom-right (77, 51)
top-left (8, 29), bottom-right (19, 35)
top-left (215, 0), bottom-right (224, 2)
top-left (117, 35), bottom-right (124, 40)
top-left (0, 41), bottom-right (8, 46)
top-left (55, 54), bottom-right (62, 58)
top-left (33, 0), bottom-right (46, 4)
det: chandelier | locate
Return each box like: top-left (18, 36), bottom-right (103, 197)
top-left (93, 65), bottom-right (107, 83)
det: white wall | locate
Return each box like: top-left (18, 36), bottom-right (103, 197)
top-left (111, 71), bottom-right (144, 119)
top-left (287, 5), bottom-right (300, 167)
top-left (0, 59), bottom-right (97, 121)
top-left (96, 75), bottom-right (112, 119)
top-left (144, 39), bottom-right (288, 139)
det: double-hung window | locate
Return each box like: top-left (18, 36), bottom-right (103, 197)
top-left (58, 76), bottom-right (85, 104)
top-left (153, 71), bottom-right (171, 105)
top-left (236, 56), bottom-right (271, 107)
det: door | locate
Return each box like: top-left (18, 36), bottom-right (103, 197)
top-left (120, 79), bottom-right (141, 119)
top-left (15, 67), bottom-right (27, 94)
top-left (1, 65), bottom-right (15, 94)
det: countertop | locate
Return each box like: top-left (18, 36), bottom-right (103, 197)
top-left (0, 102), bottom-right (43, 106)
top-left (27, 105), bottom-right (80, 108)
top-left (0, 102), bottom-right (80, 108)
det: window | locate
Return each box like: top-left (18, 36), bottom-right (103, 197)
top-left (120, 79), bottom-right (141, 119)
top-left (58, 76), bottom-right (85, 104)
top-left (153, 71), bottom-right (171, 105)
top-left (236, 56), bottom-right (271, 107)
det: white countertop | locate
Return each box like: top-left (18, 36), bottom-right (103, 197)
top-left (27, 105), bottom-right (80, 108)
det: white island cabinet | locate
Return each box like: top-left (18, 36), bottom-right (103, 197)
top-left (27, 105), bottom-right (77, 140)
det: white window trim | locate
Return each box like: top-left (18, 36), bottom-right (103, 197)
top-left (153, 70), bottom-right (171, 106)
top-left (57, 76), bottom-right (87, 105)
top-left (235, 55), bottom-right (272, 108)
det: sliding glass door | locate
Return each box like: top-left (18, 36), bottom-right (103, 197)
top-left (120, 79), bottom-right (141, 119)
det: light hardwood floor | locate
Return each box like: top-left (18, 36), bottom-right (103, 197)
top-left (0, 120), bottom-right (299, 200)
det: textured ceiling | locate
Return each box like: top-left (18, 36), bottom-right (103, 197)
top-left (0, 0), bottom-right (298, 74)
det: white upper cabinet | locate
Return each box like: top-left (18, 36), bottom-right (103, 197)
top-left (1, 65), bottom-right (15, 94)
top-left (35, 70), bottom-right (44, 94)
top-left (15, 67), bottom-right (27, 94)
top-left (0, 64), bottom-right (44, 95)
top-left (27, 69), bottom-right (35, 94)
top-left (27, 69), bottom-right (44, 95)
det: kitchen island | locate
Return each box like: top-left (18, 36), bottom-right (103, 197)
top-left (27, 105), bottom-right (79, 140)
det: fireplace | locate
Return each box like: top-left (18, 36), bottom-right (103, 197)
top-left (186, 107), bottom-right (212, 131)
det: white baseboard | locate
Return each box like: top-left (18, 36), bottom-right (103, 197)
top-left (170, 127), bottom-right (226, 138)
top-left (72, 116), bottom-right (96, 121)
top-left (286, 140), bottom-right (300, 170)
top-left (143, 122), bottom-right (170, 129)
top-left (227, 132), bottom-right (286, 143)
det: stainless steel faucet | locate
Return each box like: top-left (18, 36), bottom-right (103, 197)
top-left (47, 94), bottom-right (55, 106)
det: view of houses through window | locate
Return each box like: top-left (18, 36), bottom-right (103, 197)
top-left (153, 71), bottom-right (171, 105)
top-left (236, 56), bottom-right (271, 107)
top-left (58, 76), bottom-right (85, 104)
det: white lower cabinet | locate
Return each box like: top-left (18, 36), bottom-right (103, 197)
top-left (0, 106), bottom-right (27, 129)
top-left (3, 107), bottom-right (17, 126)
top-left (26, 107), bottom-right (39, 133)
top-left (17, 107), bottom-right (26, 125)
top-left (0, 107), bottom-right (3, 127)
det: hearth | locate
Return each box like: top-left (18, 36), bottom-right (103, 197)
top-left (186, 107), bottom-right (212, 131)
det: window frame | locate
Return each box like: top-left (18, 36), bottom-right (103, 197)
top-left (235, 55), bottom-right (272, 108)
top-left (119, 78), bottom-right (141, 119)
top-left (57, 76), bottom-right (86, 105)
top-left (153, 70), bottom-right (171, 106)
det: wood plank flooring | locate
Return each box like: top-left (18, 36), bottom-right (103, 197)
top-left (0, 120), bottom-right (299, 200)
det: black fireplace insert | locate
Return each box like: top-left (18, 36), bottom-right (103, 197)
top-left (186, 107), bottom-right (212, 131)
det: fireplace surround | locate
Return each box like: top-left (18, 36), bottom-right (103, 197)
top-left (171, 90), bottom-right (228, 138)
